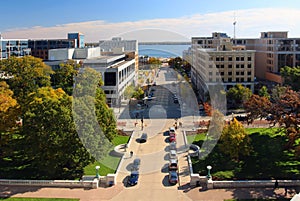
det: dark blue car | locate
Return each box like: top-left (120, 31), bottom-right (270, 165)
top-left (127, 171), bottom-right (139, 186)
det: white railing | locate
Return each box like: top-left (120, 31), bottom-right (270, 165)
top-left (0, 178), bottom-right (99, 189)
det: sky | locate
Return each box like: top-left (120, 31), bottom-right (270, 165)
top-left (1, 0), bottom-right (300, 42)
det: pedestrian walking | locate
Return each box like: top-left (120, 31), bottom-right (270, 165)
top-left (130, 151), bottom-right (133, 158)
top-left (274, 180), bottom-right (279, 189)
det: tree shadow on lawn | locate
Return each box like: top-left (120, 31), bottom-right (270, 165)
top-left (236, 132), bottom-right (296, 180)
top-left (192, 132), bottom-right (300, 180)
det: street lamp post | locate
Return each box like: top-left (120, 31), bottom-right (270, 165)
top-left (206, 165), bottom-right (212, 179)
top-left (95, 165), bottom-right (100, 179)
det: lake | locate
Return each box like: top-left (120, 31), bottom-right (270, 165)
top-left (138, 44), bottom-right (191, 58)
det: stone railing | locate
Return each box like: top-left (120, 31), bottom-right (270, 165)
top-left (209, 179), bottom-right (300, 189)
top-left (0, 178), bottom-right (99, 189)
top-left (0, 174), bottom-right (117, 189)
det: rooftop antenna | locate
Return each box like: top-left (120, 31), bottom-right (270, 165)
top-left (233, 12), bottom-right (237, 39)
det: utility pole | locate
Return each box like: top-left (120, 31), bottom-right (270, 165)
top-left (233, 12), bottom-right (237, 39)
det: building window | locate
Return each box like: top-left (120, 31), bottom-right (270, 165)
top-left (241, 78), bottom-right (244, 82)
top-left (236, 64), bottom-right (240, 68)
top-left (216, 57), bottom-right (220, 61)
top-left (221, 64), bottom-right (224, 68)
top-left (228, 64), bottom-right (232, 68)
top-left (104, 72), bottom-right (117, 86)
top-left (209, 78), bottom-right (212, 82)
top-left (241, 57), bottom-right (244, 61)
top-left (248, 56), bottom-right (252, 61)
top-left (247, 78), bottom-right (252, 82)
top-left (228, 71), bottom-right (232, 76)
top-left (240, 64), bottom-right (244, 68)
top-left (209, 71), bottom-right (213, 76)
top-left (248, 64), bottom-right (252, 68)
top-left (209, 64), bottom-right (213, 68)
top-left (236, 57), bottom-right (240, 61)
top-left (247, 71), bottom-right (251, 75)
top-left (236, 71), bottom-right (240, 75)
top-left (220, 57), bottom-right (224, 61)
top-left (241, 71), bottom-right (244, 75)
top-left (228, 56), bottom-right (232, 61)
top-left (228, 78), bottom-right (232, 82)
top-left (236, 78), bottom-right (240, 82)
top-left (220, 72), bottom-right (224, 76)
top-left (216, 65), bottom-right (220, 68)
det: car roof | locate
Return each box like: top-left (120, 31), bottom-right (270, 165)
top-left (134, 158), bottom-right (141, 162)
top-left (169, 127), bottom-right (175, 130)
top-left (169, 159), bottom-right (177, 163)
top-left (170, 150), bottom-right (176, 154)
top-left (131, 171), bottom-right (139, 175)
top-left (169, 171), bottom-right (177, 176)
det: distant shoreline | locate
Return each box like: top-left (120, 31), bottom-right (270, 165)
top-left (139, 42), bottom-right (191, 45)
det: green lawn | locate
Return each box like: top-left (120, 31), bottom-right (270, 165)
top-left (187, 133), bottom-right (206, 144)
top-left (0, 198), bottom-right (79, 201)
top-left (84, 135), bottom-right (130, 176)
top-left (191, 128), bottom-right (300, 180)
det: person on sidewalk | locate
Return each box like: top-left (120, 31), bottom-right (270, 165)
top-left (130, 151), bottom-right (133, 158)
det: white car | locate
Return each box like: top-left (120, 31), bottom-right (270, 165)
top-left (169, 127), bottom-right (176, 134)
top-left (169, 149), bottom-right (177, 159)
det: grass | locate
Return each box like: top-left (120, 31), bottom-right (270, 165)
top-left (84, 135), bottom-right (130, 176)
top-left (187, 132), bottom-right (206, 144)
top-left (0, 198), bottom-right (79, 201)
top-left (191, 128), bottom-right (300, 180)
top-left (111, 135), bottom-right (130, 146)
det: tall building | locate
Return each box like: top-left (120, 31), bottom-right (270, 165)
top-left (191, 33), bottom-right (255, 101)
top-left (46, 46), bottom-right (137, 107)
top-left (68, 32), bottom-right (85, 48)
top-left (28, 39), bottom-right (76, 60)
top-left (99, 37), bottom-right (139, 72)
top-left (232, 31), bottom-right (300, 84)
top-left (0, 35), bottom-right (31, 60)
top-left (28, 32), bottom-right (84, 60)
top-left (84, 50), bottom-right (137, 107)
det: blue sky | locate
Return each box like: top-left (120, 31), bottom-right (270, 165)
top-left (2, 0), bottom-right (300, 41)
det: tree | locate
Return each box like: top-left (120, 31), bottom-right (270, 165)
top-left (258, 86), bottom-right (270, 99)
top-left (220, 118), bottom-right (251, 160)
top-left (0, 81), bottom-right (19, 133)
top-left (0, 81), bottom-right (20, 161)
top-left (0, 56), bottom-right (53, 105)
top-left (72, 68), bottom-right (117, 162)
top-left (51, 60), bottom-right (80, 95)
top-left (124, 84), bottom-right (135, 100)
top-left (22, 87), bottom-right (93, 179)
top-left (280, 66), bottom-right (300, 91)
top-left (227, 84), bottom-right (252, 109)
top-left (203, 102), bottom-right (212, 116)
top-left (132, 87), bottom-right (144, 100)
top-left (244, 94), bottom-right (272, 124)
top-left (208, 109), bottom-right (225, 139)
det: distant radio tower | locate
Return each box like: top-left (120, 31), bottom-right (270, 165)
top-left (233, 13), bottom-right (237, 39)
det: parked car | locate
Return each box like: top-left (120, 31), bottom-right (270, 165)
top-left (168, 170), bottom-right (178, 185)
top-left (169, 142), bottom-right (177, 151)
top-left (168, 158), bottom-right (178, 171)
top-left (140, 133), bottom-right (148, 143)
top-left (169, 127), bottom-right (176, 135)
top-left (132, 158), bottom-right (141, 171)
top-left (169, 149), bottom-right (177, 159)
top-left (127, 171), bottom-right (139, 186)
top-left (169, 133), bottom-right (176, 142)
